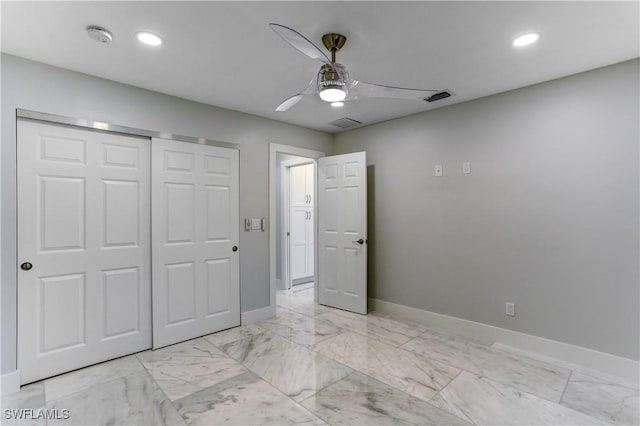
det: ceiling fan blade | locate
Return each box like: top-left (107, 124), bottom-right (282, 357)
top-left (269, 23), bottom-right (332, 65)
top-left (347, 80), bottom-right (441, 101)
top-left (275, 79), bottom-right (316, 112)
top-left (276, 94), bottom-right (305, 112)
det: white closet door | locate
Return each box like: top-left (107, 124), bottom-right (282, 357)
top-left (17, 120), bottom-right (151, 384)
top-left (318, 152), bottom-right (367, 314)
top-left (289, 163), bottom-right (314, 282)
top-left (290, 207), bottom-right (310, 280)
top-left (151, 138), bottom-right (239, 349)
top-left (305, 163), bottom-right (315, 276)
top-left (305, 163), bottom-right (314, 206)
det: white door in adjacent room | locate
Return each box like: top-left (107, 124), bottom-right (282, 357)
top-left (17, 120), bottom-right (152, 384)
top-left (289, 163), bottom-right (314, 283)
top-left (151, 138), bottom-right (240, 349)
top-left (317, 151), bottom-right (368, 314)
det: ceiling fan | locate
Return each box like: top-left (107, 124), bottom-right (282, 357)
top-left (269, 23), bottom-right (452, 112)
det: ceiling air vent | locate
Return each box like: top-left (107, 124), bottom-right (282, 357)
top-left (330, 117), bottom-right (362, 129)
top-left (424, 91), bottom-right (452, 103)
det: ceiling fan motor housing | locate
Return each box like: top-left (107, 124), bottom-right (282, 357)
top-left (317, 63), bottom-right (349, 100)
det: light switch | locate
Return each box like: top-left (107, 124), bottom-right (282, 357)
top-left (244, 218), bottom-right (251, 232)
top-left (251, 218), bottom-right (261, 230)
top-left (463, 162), bottom-right (471, 174)
top-left (435, 165), bottom-right (443, 177)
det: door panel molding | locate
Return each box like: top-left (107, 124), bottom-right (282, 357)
top-left (318, 152), bottom-right (368, 314)
top-left (17, 119), bottom-right (151, 384)
top-left (151, 138), bottom-right (239, 349)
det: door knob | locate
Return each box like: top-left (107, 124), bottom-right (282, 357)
top-left (352, 239), bottom-right (364, 245)
top-left (20, 262), bottom-right (33, 271)
top-left (232, 246), bottom-right (238, 252)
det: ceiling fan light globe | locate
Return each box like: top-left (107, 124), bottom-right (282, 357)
top-left (319, 88), bottom-right (347, 102)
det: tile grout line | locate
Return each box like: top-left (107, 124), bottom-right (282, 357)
top-left (300, 368), bottom-right (357, 401)
top-left (300, 309), bottom-right (583, 410)
top-left (312, 328), bottom-right (469, 404)
top-left (228, 351), bottom-right (344, 425)
top-left (136, 357), bottom-right (189, 425)
top-left (311, 330), bottom-right (464, 413)
top-left (217, 326), bottom-right (357, 414)
top-left (137, 349), bottom-right (231, 425)
top-left (324, 366), bottom-right (473, 426)
top-left (256, 310), bottom-right (345, 349)
top-left (558, 369), bottom-right (573, 404)
top-left (397, 331), bottom-right (581, 407)
top-left (399, 333), bottom-right (423, 350)
top-left (43, 355), bottom-right (148, 406)
top-left (428, 369), bottom-right (463, 403)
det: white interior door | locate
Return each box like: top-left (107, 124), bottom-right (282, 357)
top-left (318, 152), bottom-right (367, 314)
top-left (151, 138), bottom-right (239, 349)
top-left (289, 163), bottom-right (314, 283)
top-left (17, 120), bottom-right (151, 384)
top-left (305, 164), bottom-right (315, 277)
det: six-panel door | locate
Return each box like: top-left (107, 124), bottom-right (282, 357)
top-left (318, 152), bottom-right (368, 314)
top-left (17, 120), bottom-right (152, 384)
top-left (151, 138), bottom-right (240, 349)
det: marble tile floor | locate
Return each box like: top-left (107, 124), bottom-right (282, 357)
top-left (2, 287), bottom-right (638, 426)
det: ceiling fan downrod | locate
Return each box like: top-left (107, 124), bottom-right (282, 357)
top-left (322, 33), bottom-right (347, 63)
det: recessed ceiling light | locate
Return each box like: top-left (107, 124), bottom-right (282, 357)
top-left (512, 32), bottom-right (540, 47)
top-left (331, 101), bottom-right (344, 107)
top-left (136, 31), bottom-right (163, 46)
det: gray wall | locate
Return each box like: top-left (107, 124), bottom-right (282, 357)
top-left (335, 59), bottom-right (639, 361)
top-left (2, 53), bottom-right (638, 376)
top-left (0, 54), bottom-right (334, 373)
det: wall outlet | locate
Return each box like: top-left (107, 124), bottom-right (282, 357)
top-left (506, 302), bottom-right (515, 317)
top-left (463, 161), bottom-right (471, 174)
top-left (435, 165), bottom-right (443, 177)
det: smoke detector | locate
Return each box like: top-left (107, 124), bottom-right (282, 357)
top-left (86, 25), bottom-right (113, 43)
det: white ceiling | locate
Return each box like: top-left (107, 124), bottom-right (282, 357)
top-left (2, 1), bottom-right (638, 133)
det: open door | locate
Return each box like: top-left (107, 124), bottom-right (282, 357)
top-left (317, 151), bottom-right (367, 314)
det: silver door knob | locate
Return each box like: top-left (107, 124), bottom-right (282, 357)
top-left (352, 239), bottom-right (364, 245)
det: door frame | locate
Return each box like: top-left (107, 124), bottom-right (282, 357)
top-left (269, 143), bottom-right (324, 312)
top-left (281, 158), bottom-right (315, 290)
top-left (11, 109), bottom-right (239, 386)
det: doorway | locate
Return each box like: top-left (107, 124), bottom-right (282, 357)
top-left (280, 158), bottom-right (315, 290)
top-left (269, 143), bottom-right (369, 317)
top-left (276, 156), bottom-right (317, 315)
top-left (269, 144), bottom-right (324, 314)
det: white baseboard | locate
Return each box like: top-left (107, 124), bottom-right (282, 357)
top-left (241, 305), bottom-right (276, 324)
top-left (1, 370), bottom-right (21, 395)
top-left (369, 298), bottom-right (639, 384)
